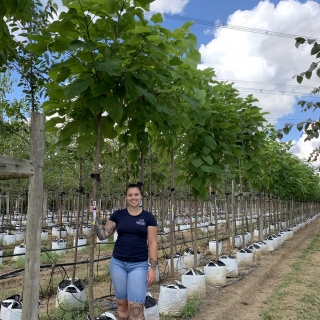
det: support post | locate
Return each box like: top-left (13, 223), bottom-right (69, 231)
top-left (22, 112), bottom-right (45, 320)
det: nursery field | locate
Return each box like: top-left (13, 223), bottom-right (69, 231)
top-left (1, 214), bottom-right (320, 319)
top-left (194, 216), bottom-right (320, 320)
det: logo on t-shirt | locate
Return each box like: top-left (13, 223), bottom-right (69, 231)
top-left (136, 219), bottom-right (146, 226)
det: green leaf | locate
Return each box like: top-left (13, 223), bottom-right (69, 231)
top-left (305, 71), bottom-right (312, 80)
top-left (104, 0), bottom-right (118, 14)
top-left (92, 60), bottom-right (121, 76)
top-left (311, 42), bottom-right (320, 56)
top-left (296, 75), bottom-right (303, 84)
top-left (101, 116), bottom-right (117, 139)
top-left (190, 176), bottom-right (202, 191)
top-left (308, 62), bottom-right (318, 72)
top-left (128, 149), bottom-right (140, 163)
top-left (217, 122), bottom-right (231, 129)
top-left (307, 39), bottom-right (316, 45)
top-left (150, 13), bottom-right (163, 23)
top-left (76, 134), bottom-right (94, 156)
top-left (317, 68), bottom-right (320, 78)
top-left (180, 113), bottom-right (192, 130)
top-left (131, 26), bottom-right (152, 34)
top-left (283, 127), bottom-right (290, 135)
top-left (201, 165), bottom-right (213, 173)
top-left (205, 135), bottom-right (217, 151)
top-left (135, 85), bottom-right (157, 105)
top-left (295, 37), bottom-right (306, 49)
top-left (191, 159), bottom-right (203, 168)
top-left (56, 137), bottom-right (72, 147)
top-left (60, 121), bottom-right (79, 141)
top-left (297, 122), bottom-right (304, 131)
top-left (47, 19), bottom-right (75, 36)
top-left (202, 155), bottom-right (213, 165)
top-left (134, 0), bottom-right (153, 9)
top-left (156, 105), bottom-right (176, 116)
top-left (64, 78), bottom-right (94, 100)
top-left (99, 96), bottom-right (123, 123)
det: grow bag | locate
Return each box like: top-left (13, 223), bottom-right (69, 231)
top-left (13, 244), bottom-right (26, 261)
top-left (166, 253), bottom-right (186, 275)
top-left (181, 268), bottom-right (206, 298)
top-left (247, 244), bottom-right (261, 262)
top-left (14, 231), bottom-right (24, 242)
top-left (236, 248), bottom-right (253, 268)
top-left (208, 240), bottom-right (223, 256)
top-left (56, 278), bottom-right (86, 309)
top-left (204, 260), bottom-right (226, 287)
top-left (73, 237), bottom-right (87, 251)
top-left (4, 234), bottom-right (16, 245)
top-left (144, 292), bottom-right (160, 320)
top-left (183, 248), bottom-right (201, 269)
top-left (41, 230), bottom-right (49, 241)
top-left (96, 312), bottom-right (116, 320)
top-left (158, 283), bottom-right (187, 317)
top-left (1, 295), bottom-right (22, 320)
top-left (51, 239), bottom-right (66, 255)
top-left (219, 255), bottom-right (238, 278)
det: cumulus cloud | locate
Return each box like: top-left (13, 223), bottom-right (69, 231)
top-left (199, 0), bottom-right (320, 122)
top-left (290, 135), bottom-right (320, 167)
top-left (150, 0), bottom-right (189, 14)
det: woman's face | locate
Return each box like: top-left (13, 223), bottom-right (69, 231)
top-left (126, 187), bottom-right (142, 207)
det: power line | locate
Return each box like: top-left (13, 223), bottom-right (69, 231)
top-left (146, 11), bottom-right (320, 41)
top-left (215, 78), bottom-right (316, 91)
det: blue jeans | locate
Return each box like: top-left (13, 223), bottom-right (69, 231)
top-left (109, 257), bottom-right (148, 303)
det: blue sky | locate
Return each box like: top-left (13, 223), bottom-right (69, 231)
top-left (12, 0), bottom-right (319, 165)
top-left (147, 0), bottom-right (320, 165)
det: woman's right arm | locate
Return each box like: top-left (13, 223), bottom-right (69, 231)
top-left (96, 216), bottom-right (116, 240)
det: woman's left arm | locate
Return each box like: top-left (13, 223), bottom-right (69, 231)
top-left (147, 226), bottom-right (158, 285)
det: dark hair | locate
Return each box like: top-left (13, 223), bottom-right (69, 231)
top-left (126, 183), bottom-right (142, 195)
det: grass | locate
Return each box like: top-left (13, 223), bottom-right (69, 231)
top-left (262, 232), bottom-right (320, 320)
top-left (40, 301), bottom-right (89, 320)
top-left (180, 296), bottom-right (202, 318)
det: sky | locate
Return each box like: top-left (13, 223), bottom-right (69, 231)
top-left (42, 0), bottom-right (320, 166)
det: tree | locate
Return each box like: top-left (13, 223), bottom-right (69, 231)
top-left (0, 0), bottom-right (32, 66)
top-left (278, 37), bottom-right (320, 164)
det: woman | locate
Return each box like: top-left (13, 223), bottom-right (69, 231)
top-left (96, 183), bottom-right (158, 320)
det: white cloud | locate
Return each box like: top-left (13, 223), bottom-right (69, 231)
top-left (150, 0), bottom-right (189, 14)
top-left (199, 0), bottom-right (320, 124)
top-left (290, 134), bottom-right (320, 167)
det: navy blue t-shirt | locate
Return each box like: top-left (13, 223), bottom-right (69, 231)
top-left (109, 208), bottom-right (157, 262)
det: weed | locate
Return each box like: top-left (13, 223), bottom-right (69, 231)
top-left (181, 296), bottom-right (202, 319)
top-left (40, 252), bottom-right (60, 264)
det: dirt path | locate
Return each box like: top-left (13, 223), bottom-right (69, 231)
top-left (195, 217), bottom-right (320, 320)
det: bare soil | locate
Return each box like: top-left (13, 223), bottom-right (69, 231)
top-left (1, 217), bottom-right (320, 320)
top-left (193, 218), bottom-right (320, 320)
